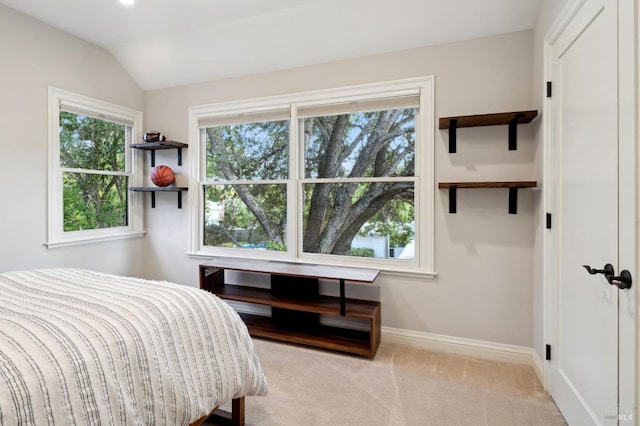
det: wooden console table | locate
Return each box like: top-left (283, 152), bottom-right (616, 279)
top-left (199, 258), bottom-right (381, 358)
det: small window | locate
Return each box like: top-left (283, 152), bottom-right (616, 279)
top-left (47, 88), bottom-right (143, 247)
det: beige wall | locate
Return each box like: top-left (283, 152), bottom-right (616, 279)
top-left (0, 5), bottom-right (146, 274)
top-left (0, 4), bottom-right (540, 348)
top-left (144, 30), bottom-right (536, 347)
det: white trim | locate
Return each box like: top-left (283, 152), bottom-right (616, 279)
top-left (545, 0), bottom-right (589, 45)
top-left (542, 0), bottom-right (589, 393)
top-left (380, 269), bottom-right (437, 280)
top-left (227, 300), bottom-right (534, 367)
top-left (189, 77), bottom-right (429, 119)
top-left (381, 326), bottom-right (533, 365)
top-left (188, 76), bottom-right (435, 275)
top-left (532, 350), bottom-right (545, 385)
top-left (45, 231), bottom-right (146, 249)
top-left (47, 87), bottom-right (144, 247)
top-left (616, 0), bottom-right (638, 416)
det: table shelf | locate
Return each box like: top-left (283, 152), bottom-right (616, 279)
top-left (199, 259), bottom-right (381, 358)
top-left (212, 284), bottom-right (380, 319)
top-left (240, 313), bottom-right (374, 357)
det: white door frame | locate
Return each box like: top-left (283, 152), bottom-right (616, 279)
top-left (542, 0), bottom-right (638, 421)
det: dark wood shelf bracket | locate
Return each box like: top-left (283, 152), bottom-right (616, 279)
top-left (449, 119), bottom-right (458, 153)
top-left (508, 187), bottom-right (518, 214)
top-left (149, 191), bottom-right (184, 209)
top-left (150, 147), bottom-right (183, 167)
top-left (449, 186), bottom-right (457, 213)
top-left (130, 187), bottom-right (188, 209)
top-left (508, 114), bottom-right (524, 151)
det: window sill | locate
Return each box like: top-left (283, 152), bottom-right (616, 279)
top-left (379, 269), bottom-right (438, 280)
top-left (187, 251), bottom-right (437, 279)
top-left (46, 231), bottom-right (146, 249)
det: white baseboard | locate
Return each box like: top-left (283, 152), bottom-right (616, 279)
top-left (381, 326), bottom-right (533, 366)
top-left (230, 302), bottom-right (536, 368)
top-left (531, 350), bottom-right (545, 384)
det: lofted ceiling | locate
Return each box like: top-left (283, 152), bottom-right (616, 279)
top-left (0, 0), bottom-right (542, 90)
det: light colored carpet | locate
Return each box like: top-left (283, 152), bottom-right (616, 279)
top-left (213, 339), bottom-right (567, 426)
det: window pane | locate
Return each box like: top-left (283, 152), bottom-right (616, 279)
top-left (303, 108), bottom-right (415, 179)
top-left (63, 172), bottom-right (128, 231)
top-left (59, 111), bottom-right (126, 171)
top-left (205, 120), bottom-right (289, 180)
top-left (204, 184), bottom-right (287, 251)
top-left (303, 182), bottom-right (415, 260)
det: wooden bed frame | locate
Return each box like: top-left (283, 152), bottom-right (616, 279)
top-left (190, 397), bottom-right (245, 426)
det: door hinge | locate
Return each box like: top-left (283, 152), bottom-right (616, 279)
top-left (546, 81), bottom-right (552, 98)
top-left (545, 344), bottom-right (551, 361)
top-left (546, 213), bottom-right (552, 229)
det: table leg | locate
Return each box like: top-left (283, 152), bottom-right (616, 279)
top-left (340, 278), bottom-right (345, 316)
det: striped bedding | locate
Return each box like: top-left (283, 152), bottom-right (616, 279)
top-left (0, 268), bottom-right (268, 425)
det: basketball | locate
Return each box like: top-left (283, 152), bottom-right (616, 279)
top-left (150, 165), bottom-right (175, 187)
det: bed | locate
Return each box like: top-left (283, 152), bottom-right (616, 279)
top-left (0, 268), bottom-right (268, 425)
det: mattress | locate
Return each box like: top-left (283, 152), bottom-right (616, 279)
top-left (0, 268), bottom-right (268, 425)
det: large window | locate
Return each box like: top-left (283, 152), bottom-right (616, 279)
top-left (189, 78), bottom-right (434, 274)
top-left (48, 88), bottom-right (143, 247)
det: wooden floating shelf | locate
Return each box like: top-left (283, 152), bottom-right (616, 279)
top-left (438, 181), bottom-right (537, 214)
top-left (130, 141), bottom-right (188, 166)
top-left (439, 110), bottom-right (538, 153)
top-left (130, 141), bottom-right (188, 149)
top-left (438, 111), bottom-right (538, 129)
top-left (438, 181), bottom-right (537, 189)
top-left (129, 186), bottom-right (188, 209)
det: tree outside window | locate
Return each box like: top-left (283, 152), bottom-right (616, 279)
top-left (47, 87), bottom-right (143, 247)
top-left (191, 77), bottom-right (434, 272)
top-left (203, 108), bottom-right (416, 261)
top-left (59, 112), bottom-right (129, 231)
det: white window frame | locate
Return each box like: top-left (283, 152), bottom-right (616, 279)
top-left (188, 77), bottom-right (435, 275)
top-left (47, 87), bottom-right (144, 248)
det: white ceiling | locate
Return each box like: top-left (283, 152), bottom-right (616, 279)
top-left (1, 0), bottom-right (542, 90)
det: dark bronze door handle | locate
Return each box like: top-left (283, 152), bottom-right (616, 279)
top-left (583, 264), bottom-right (632, 290)
top-left (608, 270), bottom-right (632, 290)
top-left (583, 264), bottom-right (615, 279)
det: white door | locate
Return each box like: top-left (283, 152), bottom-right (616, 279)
top-left (547, 0), bottom-right (636, 424)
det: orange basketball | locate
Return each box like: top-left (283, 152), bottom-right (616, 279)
top-left (150, 165), bottom-right (175, 187)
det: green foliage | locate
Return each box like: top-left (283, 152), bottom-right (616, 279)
top-left (349, 247), bottom-right (375, 257)
top-left (206, 121), bottom-right (288, 180)
top-left (359, 198), bottom-right (414, 247)
top-left (266, 241), bottom-right (287, 252)
top-left (59, 112), bottom-right (128, 231)
top-left (203, 184), bottom-right (287, 250)
top-left (205, 107), bottom-right (416, 259)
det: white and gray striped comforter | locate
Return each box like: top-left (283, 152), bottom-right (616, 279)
top-left (0, 268), bottom-right (268, 425)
